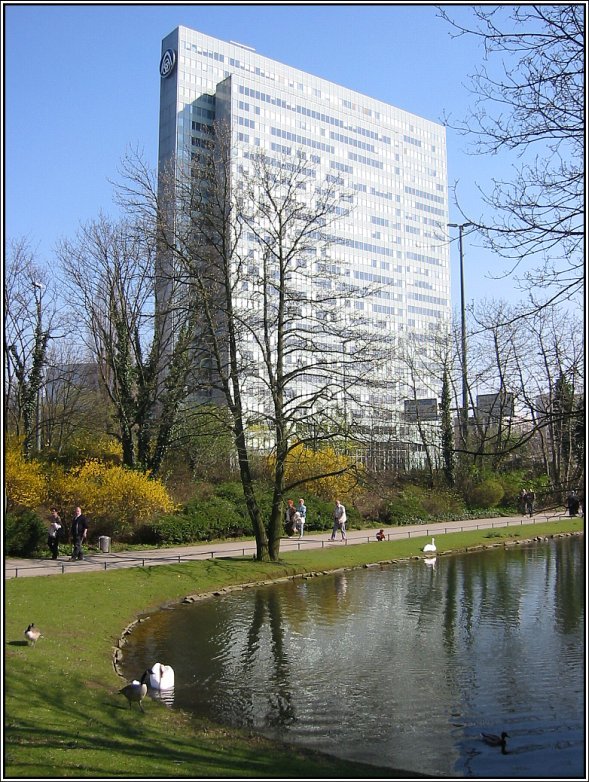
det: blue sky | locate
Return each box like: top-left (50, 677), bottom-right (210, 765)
top-left (4, 2), bottom-right (519, 309)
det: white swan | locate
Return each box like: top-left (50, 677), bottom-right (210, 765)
top-left (422, 537), bottom-right (437, 553)
top-left (149, 662), bottom-right (175, 690)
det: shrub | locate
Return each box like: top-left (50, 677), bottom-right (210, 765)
top-left (495, 470), bottom-right (528, 508)
top-left (138, 483), bottom-right (365, 545)
top-left (141, 497), bottom-right (248, 544)
top-left (353, 492), bottom-right (389, 522)
top-left (48, 460), bottom-right (176, 539)
top-left (385, 486), bottom-right (428, 524)
top-left (271, 443), bottom-right (362, 501)
top-left (4, 447), bottom-right (46, 510)
top-left (422, 491), bottom-right (465, 518)
top-left (214, 481), bottom-right (252, 506)
top-left (467, 479), bottom-right (505, 509)
top-left (5, 511), bottom-right (46, 556)
top-left (218, 480), bottom-right (277, 520)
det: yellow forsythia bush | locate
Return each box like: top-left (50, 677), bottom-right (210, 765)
top-left (4, 446), bottom-right (47, 510)
top-left (272, 442), bottom-right (362, 500)
top-left (64, 431), bottom-right (123, 464)
top-left (48, 460), bottom-right (176, 538)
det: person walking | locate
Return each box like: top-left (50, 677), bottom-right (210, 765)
top-left (525, 488), bottom-right (535, 517)
top-left (285, 499), bottom-right (301, 537)
top-left (47, 507), bottom-right (62, 560)
top-left (566, 491), bottom-right (580, 517)
top-left (297, 498), bottom-right (307, 538)
top-left (70, 506), bottom-right (88, 560)
top-left (518, 488), bottom-right (527, 515)
top-left (331, 499), bottom-right (347, 541)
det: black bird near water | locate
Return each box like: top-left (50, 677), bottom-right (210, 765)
top-left (119, 670), bottom-right (151, 712)
top-left (481, 731), bottom-right (509, 753)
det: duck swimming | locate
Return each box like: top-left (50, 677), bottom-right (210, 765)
top-left (481, 731), bottom-right (509, 750)
top-left (149, 662), bottom-right (175, 690)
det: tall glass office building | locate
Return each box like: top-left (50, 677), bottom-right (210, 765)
top-left (158, 26), bottom-right (450, 467)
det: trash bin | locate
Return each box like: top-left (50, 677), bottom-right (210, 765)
top-left (99, 536), bottom-right (111, 554)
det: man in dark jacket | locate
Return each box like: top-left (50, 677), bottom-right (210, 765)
top-left (566, 491), bottom-right (580, 517)
top-left (70, 506), bottom-right (88, 560)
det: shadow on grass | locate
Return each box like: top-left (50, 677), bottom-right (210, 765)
top-left (6, 665), bottom-right (406, 778)
top-left (6, 668), bottom-right (270, 775)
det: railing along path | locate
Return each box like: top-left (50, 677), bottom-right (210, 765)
top-left (4, 513), bottom-right (575, 579)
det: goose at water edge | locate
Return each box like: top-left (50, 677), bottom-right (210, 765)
top-left (119, 670), bottom-right (150, 712)
top-left (149, 662), bottom-right (175, 690)
top-left (422, 537), bottom-right (437, 553)
top-left (481, 731), bottom-right (509, 751)
top-left (24, 623), bottom-right (42, 646)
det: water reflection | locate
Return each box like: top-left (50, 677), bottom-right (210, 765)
top-left (148, 687), bottom-right (175, 708)
top-left (242, 589), bottom-right (295, 727)
top-left (122, 537), bottom-right (584, 778)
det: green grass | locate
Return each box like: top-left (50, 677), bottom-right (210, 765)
top-left (5, 518), bottom-right (582, 778)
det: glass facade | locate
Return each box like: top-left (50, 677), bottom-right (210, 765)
top-left (158, 26), bottom-right (450, 465)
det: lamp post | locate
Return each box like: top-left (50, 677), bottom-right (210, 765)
top-left (32, 281), bottom-right (44, 452)
top-left (448, 223), bottom-right (471, 445)
top-left (342, 340), bottom-right (348, 454)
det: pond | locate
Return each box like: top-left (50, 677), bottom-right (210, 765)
top-left (121, 536), bottom-right (585, 778)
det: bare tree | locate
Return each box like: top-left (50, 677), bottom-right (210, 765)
top-left (467, 300), bottom-right (584, 490)
top-left (514, 307), bottom-right (584, 490)
top-left (467, 300), bottom-right (522, 469)
top-left (440, 5), bottom-right (584, 310)
top-left (42, 343), bottom-right (114, 459)
top-left (4, 239), bottom-right (59, 457)
top-left (396, 332), bottom-right (448, 486)
top-left (57, 214), bottom-right (197, 474)
top-left (117, 136), bottom-right (383, 560)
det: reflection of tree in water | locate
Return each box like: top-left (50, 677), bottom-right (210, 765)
top-left (241, 588), bottom-right (296, 729)
top-left (413, 561), bottom-right (443, 633)
top-left (443, 547), bottom-right (526, 649)
top-left (442, 557), bottom-right (458, 652)
top-left (554, 537), bottom-right (584, 633)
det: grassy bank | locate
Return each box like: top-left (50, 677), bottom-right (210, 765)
top-left (5, 518), bottom-right (582, 779)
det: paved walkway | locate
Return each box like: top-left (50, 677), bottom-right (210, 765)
top-left (5, 512), bottom-right (573, 579)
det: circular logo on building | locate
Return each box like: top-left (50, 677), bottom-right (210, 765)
top-left (160, 49), bottom-right (177, 78)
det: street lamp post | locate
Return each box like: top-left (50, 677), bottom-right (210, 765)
top-left (448, 223), bottom-right (472, 446)
top-left (32, 281), bottom-right (44, 452)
